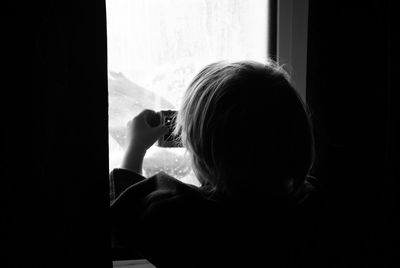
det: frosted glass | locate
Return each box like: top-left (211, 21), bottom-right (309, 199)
top-left (107, 0), bottom-right (269, 186)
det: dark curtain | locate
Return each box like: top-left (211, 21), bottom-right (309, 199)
top-left (4, 1), bottom-right (111, 267)
top-left (306, 1), bottom-right (395, 266)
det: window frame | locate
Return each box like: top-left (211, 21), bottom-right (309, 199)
top-left (276, 0), bottom-right (309, 100)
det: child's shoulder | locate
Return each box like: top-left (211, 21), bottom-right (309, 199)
top-left (144, 172), bottom-right (209, 207)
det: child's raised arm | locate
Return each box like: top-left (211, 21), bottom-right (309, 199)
top-left (121, 109), bottom-right (167, 174)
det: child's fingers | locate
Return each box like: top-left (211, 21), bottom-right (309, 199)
top-left (138, 109), bottom-right (155, 119)
top-left (138, 109), bottom-right (160, 127)
top-left (152, 124), bottom-right (169, 137)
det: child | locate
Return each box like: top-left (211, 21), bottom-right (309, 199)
top-left (111, 60), bottom-right (316, 267)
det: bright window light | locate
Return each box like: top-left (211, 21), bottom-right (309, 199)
top-left (107, 0), bottom-right (269, 186)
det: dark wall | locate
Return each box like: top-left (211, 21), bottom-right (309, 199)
top-left (306, 1), bottom-right (395, 266)
top-left (3, 1), bottom-right (111, 267)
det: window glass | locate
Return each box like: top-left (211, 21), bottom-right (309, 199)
top-left (107, 0), bottom-right (269, 186)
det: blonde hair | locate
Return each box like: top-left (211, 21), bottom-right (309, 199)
top-left (175, 60), bottom-right (315, 201)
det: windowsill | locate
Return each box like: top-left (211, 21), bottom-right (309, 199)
top-left (113, 259), bottom-right (156, 268)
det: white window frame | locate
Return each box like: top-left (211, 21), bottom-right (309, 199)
top-left (277, 0), bottom-right (309, 100)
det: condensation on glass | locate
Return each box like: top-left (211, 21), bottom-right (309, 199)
top-left (107, 0), bottom-right (269, 186)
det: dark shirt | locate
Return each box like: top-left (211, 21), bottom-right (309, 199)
top-left (110, 168), bottom-right (317, 267)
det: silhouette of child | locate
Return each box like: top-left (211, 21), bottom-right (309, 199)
top-left (111, 60), bottom-right (317, 267)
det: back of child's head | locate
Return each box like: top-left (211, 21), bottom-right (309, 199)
top-left (175, 60), bottom-right (315, 202)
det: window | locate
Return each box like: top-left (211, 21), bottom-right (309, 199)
top-left (107, 0), bottom-right (270, 186)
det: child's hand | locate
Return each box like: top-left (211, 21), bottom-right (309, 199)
top-left (125, 109), bottom-right (168, 152)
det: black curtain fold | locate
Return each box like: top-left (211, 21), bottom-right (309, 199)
top-left (306, 0), bottom-right (394, 266)
top-left (4, 1), bottom-right (111, 267)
